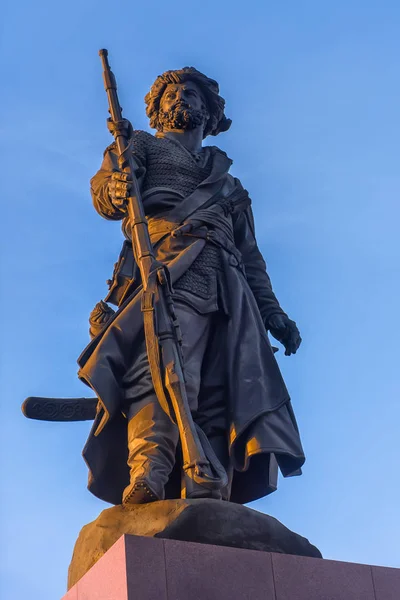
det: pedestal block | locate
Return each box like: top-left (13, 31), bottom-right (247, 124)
top-left (62, 534), bottom-right (399, 600)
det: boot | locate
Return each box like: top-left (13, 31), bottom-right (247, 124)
top-left (181, 425), bottom-right (229, 501)
top-left (122, 401), bottom-right (179, 505)
top-left (207, 431), bottom-right (233, 501)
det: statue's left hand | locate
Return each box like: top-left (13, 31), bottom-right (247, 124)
top-left (267, 314), bottom-right (302, 356)
top-left (89, 300), bottom-right (115, 339)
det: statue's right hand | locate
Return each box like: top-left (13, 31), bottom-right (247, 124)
top-left (106, 118), bottom-right (133, 138)
top-left (107, 171), bottom-right (132, 210)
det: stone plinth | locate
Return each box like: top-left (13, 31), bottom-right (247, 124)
top-left (63, 534), bottom-right (400, 600)
top-left (67, 500), bottom-right (321, 588)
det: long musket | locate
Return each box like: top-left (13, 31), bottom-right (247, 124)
top-left (98, 49), bottom-right (226, 498)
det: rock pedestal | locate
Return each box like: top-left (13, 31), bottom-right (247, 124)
top-left (67, 499), bottom-right (321, 589)
top-left (63, 534), bottom-right (400, 600)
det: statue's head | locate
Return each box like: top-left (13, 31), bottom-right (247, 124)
top-left (145, 67), bottom-right (232, 138)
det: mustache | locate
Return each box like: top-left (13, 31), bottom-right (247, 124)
top-left (171, 101), bottom-right (191, 110)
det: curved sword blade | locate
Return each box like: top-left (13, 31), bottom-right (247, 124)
top-left (22, 396), bottom-right (97, 422)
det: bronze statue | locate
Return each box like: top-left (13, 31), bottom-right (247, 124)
top-left (23, 51), bottom-right (305, 507)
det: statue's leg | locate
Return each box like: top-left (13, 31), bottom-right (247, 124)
top-left (122, 328), bottom-right (180, 504)
top-left (174, 301), bottom-right (232, 498)
top-left (122, 299), bottom-right (215, 504)
top-left (123, 397), bottom-right (179, 504)
top-left (195, 312), bottom-right (233, 500)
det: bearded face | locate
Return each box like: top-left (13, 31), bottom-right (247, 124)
top-left (159, 103), bottom-right (208, 131)
top-left (158, 81), bottom-right (209, 133)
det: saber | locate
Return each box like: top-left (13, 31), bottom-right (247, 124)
top-left (22, 396), bottom-right (97, 422)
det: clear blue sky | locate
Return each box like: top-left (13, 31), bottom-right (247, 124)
top-left (1, 1), bottom-right (399, 598)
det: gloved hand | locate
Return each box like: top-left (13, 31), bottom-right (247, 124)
top-left (267, 314), bottom-right (302, 356)
top-left (89, 300), bottom-right (115, 339)
top-left (107, 171), bottom-right (132, 210)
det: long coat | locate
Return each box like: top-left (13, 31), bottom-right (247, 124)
top-left (78, 141), bottom-right (305, 505)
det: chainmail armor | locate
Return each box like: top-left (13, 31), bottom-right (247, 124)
top-left (131, 130), bottom-right (213, 197)
top-left (174, 243), bottom-right (222, 299)
top-left (128, 131), bottom-right (222, 300)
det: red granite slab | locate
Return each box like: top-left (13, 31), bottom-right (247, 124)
top-left (76, 536), bottom-right (128, 600)
top-left (163, 537), bottom-right (275, 600)
top-left (372, 565), bottom-right (400, 600)
top-left (272, 552), bottom-right (376, 600)
top-left (62, 534), bottom-right (400, 600)
top-left (125, 535), bottom-right (168, 600)
top-left (62, 535), bottom-right (167, 600)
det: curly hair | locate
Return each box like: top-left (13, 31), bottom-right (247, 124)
top-left (145, 67), bottom-right (232, 138)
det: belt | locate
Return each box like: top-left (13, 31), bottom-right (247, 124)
top-left (147, 215), bottom-right (243, 270)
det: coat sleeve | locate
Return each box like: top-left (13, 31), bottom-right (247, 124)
top-left (90, 131), bottom-right (147, 221)
top-left (233, 205), bottom-right (287, 326)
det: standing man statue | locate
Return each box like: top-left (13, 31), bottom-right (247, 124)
top-left (77, 65), bottom-right (305, 507)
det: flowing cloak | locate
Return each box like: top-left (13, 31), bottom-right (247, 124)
top-left (78, 136), bottom-right (305, 505)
